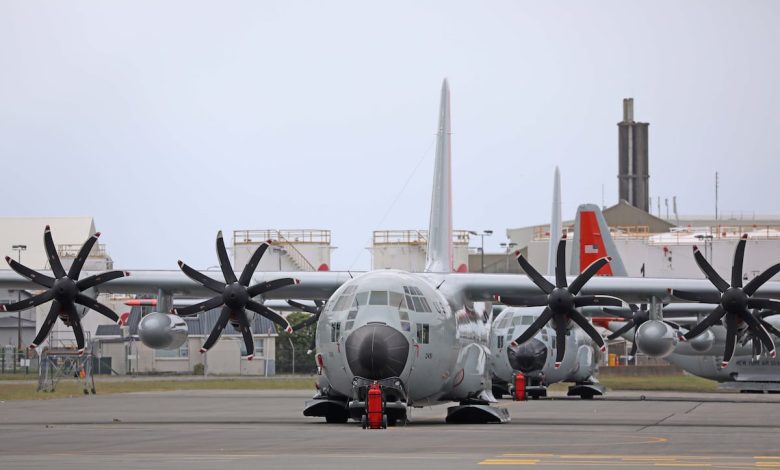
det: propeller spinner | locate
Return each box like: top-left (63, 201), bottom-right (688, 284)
top-left (497, 236), bottom-right (621, 368)
top-left (173, 232), bottom-right (298, 360)
top-left (603, 304), bottom-right (681, 357)
top-left (671, 234), bottom-right (780, 367)
top-left (1, 226), bottom-right (128, 353)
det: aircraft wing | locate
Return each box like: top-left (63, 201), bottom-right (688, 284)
top-left (446, 272), bottom-right (780, 304)
top-left (0, 269), bottom-right (351, 300)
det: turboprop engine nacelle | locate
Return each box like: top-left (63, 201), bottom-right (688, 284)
top-left (635, 320), bottom-right (678, 358)
top-left (687, 329), bottom-right (715, 353)
top-left (138, 312), bottom-right (188, 350)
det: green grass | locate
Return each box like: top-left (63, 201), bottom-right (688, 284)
top-left (0, 377), bottom-right (317, 401)
top-left (0, 374), bottom-right (721, 402)
top-left (0, 373), bottom-right (37, 381)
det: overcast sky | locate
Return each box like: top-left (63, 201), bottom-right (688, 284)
top-left (1, 1), bottom-right (778, 271)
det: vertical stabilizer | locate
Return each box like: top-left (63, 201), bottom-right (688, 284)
top-left (425, 79), bottom-right (453, 273)
top-left (571, 204), bottom-right (628, 276)
top-left (548, 167), bottom-right (561, 276)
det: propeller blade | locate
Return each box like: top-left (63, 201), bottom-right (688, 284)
top-left (607, 320), bottom-right (636, 340)
top-left (554, 317), bottom-right (567, 367)
top-left (30, 300), bottom-right (61, 348)
top-left (722, 314), bottom-right (738, 366)
top-left (239, 243), bottom-right (270, 287)
top-left (0, 289), bottom-right (55, 312)
top-left (740, 310), bottom-right (776, 357)
top-left (291, 314), bottom-right (320, 331)
top-left (574, 295), bottom-right (623, 308)
top-left (286, 300), bottom-right (321, 315)
top-left (511, 307), bottom-right (553, 346)
top-left (246, 278), bottom-right (299, 298)
top-left (246, 300), bottom-right (293, 333)
top-left (629, 340), bottom-right (638, 357)
top-left (43, 226), bottom-right (66, 279)
top-left (693, 246), bottom-right (729, 292)
top-left (744, 263), bottom-right (780, 296)
top-left (670, 289), bottom-right (721, 304)
top-left (65, 302), bottom-right (86, 352)
top-left (568, 257), bottom-right (611, 295)
top-left (172, 295), bottom-right (224, 316)
top-left (307, 334), bottom-right (316, 355)
top-left (516, 254), bottom-right (555, 294)
top-left (5, 257), bottom-right (54, 288)
top-left (235, 308), bottom-right (255, 359)
top-left (77, 270), bottom-right (129, 291)
top-left (201, 306), bottom-right (232, 352)
top-left (177, 261), bottom-right (225, 294)
top-left (74, 293), bottom-right (120, 323)
top-left (495, 294), bottom-right (548, 307)
top-left (68, 232), bottom-right (100, 279)
top-left (569, 309), bottom-right (606, 350)
top-left (215, 231), bottom-right (237, 284)
top-left (684, 305), bottom-right (726, 340)
top-left (663, 320), bottom-right (681, 330)
top-left (747, 298), bottom-right (780, 312)
top-left (760, 319), bottom-right (780, 338)
top-left (555, 238), bottom-right (567, 288)
top-left (601, 307), bottom-right (630, 317)
top-left (731, 235), bottom-right (747, 288)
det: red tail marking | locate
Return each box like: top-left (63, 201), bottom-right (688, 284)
top-left (456, 263), bottom-right (468, 273)
top-left (317, 264), bottom-right (329, 271)
top-left (579, 211), bottom-right (613, 276)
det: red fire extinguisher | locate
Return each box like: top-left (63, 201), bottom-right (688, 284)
top-left (513, 373), bottom-right (526, 401)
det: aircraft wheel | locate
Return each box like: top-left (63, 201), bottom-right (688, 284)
top-left (381, 414), bottom-right (388, 429)
top-left (361, 415), bottom-right (367, 429)
top-left (580, 393), bottom-right (594, 400)
top-left (325, 415), bottom-right (348, 424)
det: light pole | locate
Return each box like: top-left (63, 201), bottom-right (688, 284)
top-left (12, 244), bottom-right (27, 370)
top-left (469, 230), bottom-right (493, 273)
top-left (287, 336), bottom-right (295, 375)
top-left (499, 242), bottom-right (518, 272)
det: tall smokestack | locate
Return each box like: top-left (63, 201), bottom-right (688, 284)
top-left (618, 98), bottom-right (650, 212)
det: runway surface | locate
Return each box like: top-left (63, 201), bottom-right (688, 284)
top-left (2, 389), bottom-right (780, 469)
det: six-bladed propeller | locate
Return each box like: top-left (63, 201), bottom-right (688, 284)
top-left (173, 232), bottom-right (297, 360)
top-left (0, 226), bottom-right (128, 353)
top-left (671, 234), bottom-right (780, 367)
top-left (603, 304), bottom-right (681, 357)
top-left (497, 236), bottom-right (621, 368)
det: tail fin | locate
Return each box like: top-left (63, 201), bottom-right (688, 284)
top-left (547, 167), bottom-right (562, 276)
top-left (571, 204), bottom-right (627, 277)
top-left (425, 79), bottom-right (453, 273)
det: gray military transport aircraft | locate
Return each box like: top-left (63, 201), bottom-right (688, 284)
top-left (576, 205), bottom-right (780, 392)
top-left (489, 169), bottom-right (606, 400)
top-left (3, 79), bottom-right (780, 424)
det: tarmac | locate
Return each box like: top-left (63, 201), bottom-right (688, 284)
top-left (2, 389), bottom-right (780, 470)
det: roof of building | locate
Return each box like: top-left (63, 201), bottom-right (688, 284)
top-left (603, 200), bottom-right (675, 233)
top-left (0, 217), bottom-right (96, 270)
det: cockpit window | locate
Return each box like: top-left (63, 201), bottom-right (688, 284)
top-left (355, 292), bottom-right (369, 307)
top-left (512, 316), bottom-right (523, 326)
top-left (369, 291), bottom-right (389, 305)
top-left (388, 292), bottom-right (405, 309)
top-left (498, 317), bottom-right (511, 329)
top-left (521, 316), bottom-right (534, 325)
top-left (403, 285), bottom-right (431, 312)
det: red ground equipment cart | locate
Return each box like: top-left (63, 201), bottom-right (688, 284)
top-left (361, 382), bottom-right (387, 429)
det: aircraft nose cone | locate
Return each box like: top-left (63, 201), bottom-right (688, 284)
top-left (345, 324), bottom-right (409, 380)
top-left (508, 338), bottom-right (548, 373)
